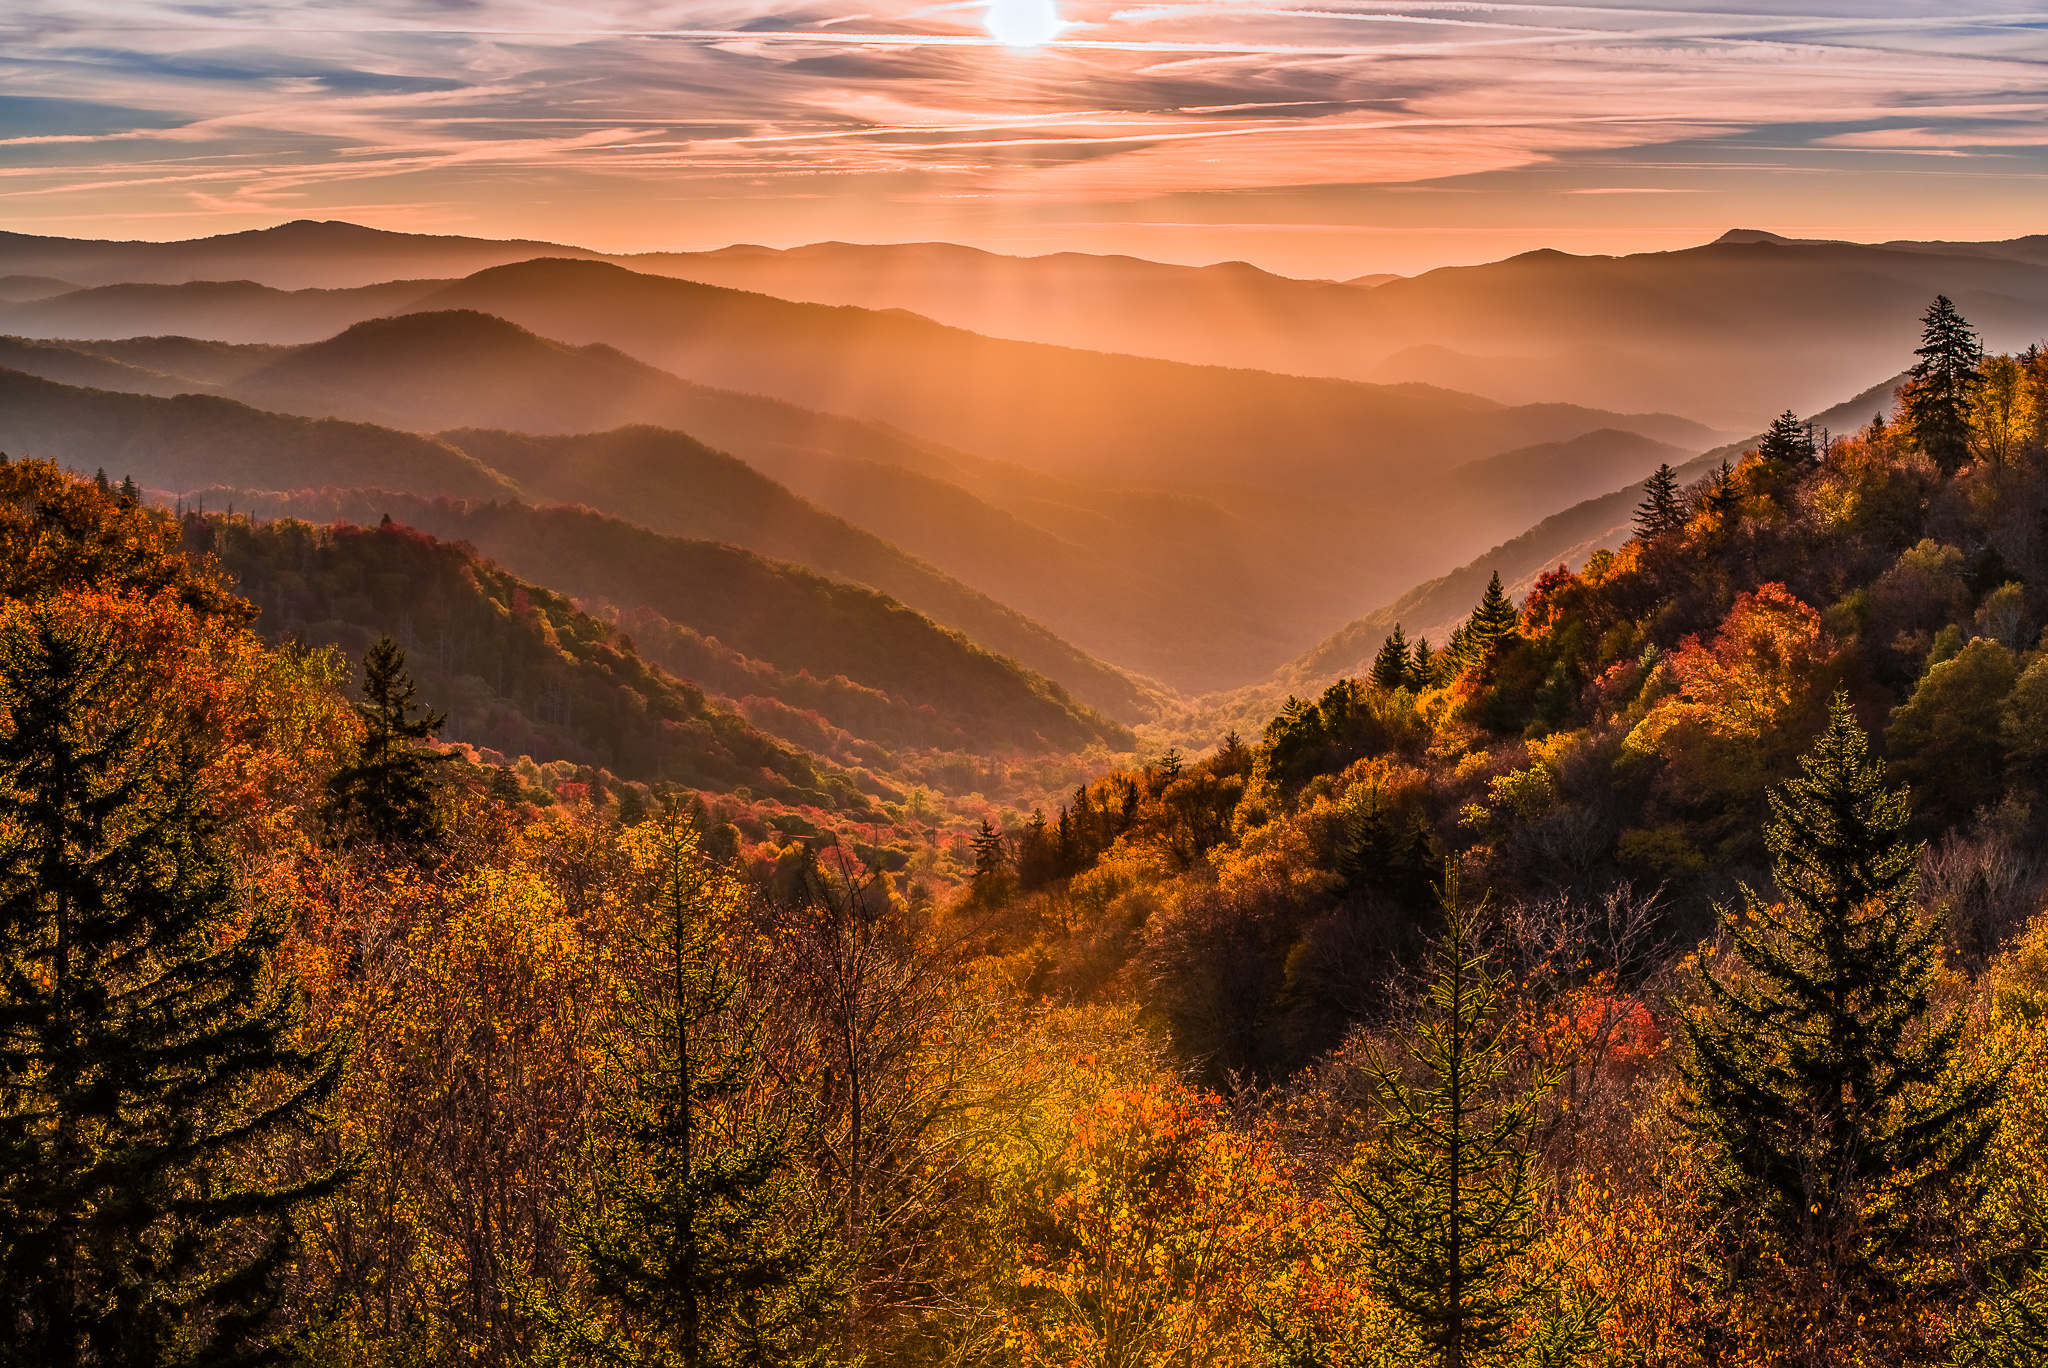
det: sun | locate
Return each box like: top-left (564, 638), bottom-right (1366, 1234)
top-left (985, 0), bottom-right (1066, 48)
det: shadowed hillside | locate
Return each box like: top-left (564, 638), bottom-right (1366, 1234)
top-left (0, 313), bottom-right (1721, 689)
top-left (197, 511), bottom-right (850, 801)
top-left (195, 487), bottom-right (1134, 757)
top-left (0, 368), bottom-right (517, 499)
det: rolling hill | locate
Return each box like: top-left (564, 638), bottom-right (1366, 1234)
top-left (406, 259), bottom-right (1718, 499)
top-left (0, 219), bottom-right (613, 290)
top-left (574, 233), bottom-right (2048, 427)
top-left (0, 367), bottom-right (517, 499)
top-left (199, 489), bottom-right (1133, 758)
top-left (8, 221), bottom-right (2046, 431)
top-left (0, 357), bottom-right (1147, 713)
top-left (197, 511), bottom-right (845, 800)
top-left (0, 314), bottom-right (1702, 690)
top-left (0, 260), bottom-right (1717, 501)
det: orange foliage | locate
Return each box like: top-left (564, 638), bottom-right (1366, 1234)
top-left (1663, 583), bottom-right (1830, 741)
top-left (1009, 1081), bottom-right (1303, 1367)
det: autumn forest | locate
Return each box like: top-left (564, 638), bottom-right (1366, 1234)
top-left (10, 241), bottom-right (2048, 1368)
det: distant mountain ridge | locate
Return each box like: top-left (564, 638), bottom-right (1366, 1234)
top-left (0, 307), bottom-right (1717, 690)
top-left (6, 221), bottom-right (2045, 428)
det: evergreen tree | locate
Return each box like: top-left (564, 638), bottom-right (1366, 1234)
top-left (1410, 636), bottom-right (1436, 689)
top-left (319, 635), bottom-right (450, 849)
top-left (540, 810), bottom-right (837, 1368)
top-left (1903, 295), bottom-right (1984, 474)
top-left (1463, 573), bottom-right (1521, 672)
top-left (1633, 463), bottom-right (1682, 539)
top-left (1373, 624), bottom-right (1413, 691)
top-left (1336, 861), bottom-right (1570, 1368)
top-left (969, 819), bottom-right (1007, 888)
top-left (1758, 410), bottom-right (1817, 466)
top-left (0, 605), bottom-right (349, 1366)
top-left (1338, 792), bottom-right (1435, 909)
top-left (1704, 460), bottom-right (1740, 519)
top-left (489, 764), bottom-right (525, 805)
top-left (1681, 695), bottom-right (1998, 1352)
top-left (117, 475), bottom-right (138, 508)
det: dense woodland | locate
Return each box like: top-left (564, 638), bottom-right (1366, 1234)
top-left (9, 298), bottom-right (2048, 1368)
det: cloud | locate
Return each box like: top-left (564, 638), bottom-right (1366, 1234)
top-left (0, 0), bottom-right (2043, 266)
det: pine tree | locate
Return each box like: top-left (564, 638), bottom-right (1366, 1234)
top-left (0, 604), bottom-right (349, 1366)
top-left (1463, 573), bottom-right (1520, 672)
top-left (1410, 636), bottom-right (1436, 689)
top-left (1903, 295), bottom-right (1985, 474)
top-left (117, 475), bottom-right (138, 508)
top-left (1758, 410), bottom-right (1817, 466)
top-left (319, 635), bottom-right (450, 849)
top-left (1336, 861), bottom-right (1569, 1368)
top-left (1704, 460), bottom-right (1740, 519)
top-left (540, 811), bottom-right (837, 1368)
top-left (1339, 792), bottom-right (1435, 909)
top-left (1681, 694), bottom-right (1998, 1352)
top-left (969, 819), bottom-right (1007, 886)
top-left (1373, 624), bottom-right (1413, 690)
top-left (1633, 463), bottom-right (1682, 539)
top-left (489, 765), bottom-right (525, 805)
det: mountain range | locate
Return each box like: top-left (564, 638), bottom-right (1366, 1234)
top-left (7, 221), bottom-right (2043, 427)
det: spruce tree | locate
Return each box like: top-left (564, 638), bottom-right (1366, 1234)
top-left (1337, 861), bottom-right (1568, 1368)
top-left (1633, 463), bottom-right (1682, 539)
top-left (1410, 637), bottom-right (1435, 689)
top-left (319, 635), bottom-right (449, 849)
top-left (1681, 695), bottom-right (1997, 1350)
top-left (1462, 573), bottom-right (1520, 674)
top-left (540, 810), bottom-right (837, 1368)
top-left (1373, 625), bottom-right (1413, 691)
top-left (0, 605), bottom-right (349, 1366)
top-left (1903, 295), bottom-right (1984, 474)
top-left (1758, 410), bottom-right (1817, 466)
top-left (969, 819), bottom-right (1007, 887)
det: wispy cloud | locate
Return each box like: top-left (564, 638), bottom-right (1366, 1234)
top-left (0, 1), bottom-right (2043, 271)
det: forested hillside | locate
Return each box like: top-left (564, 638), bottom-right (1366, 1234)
top-left (12, 290), bottom-right (2048, 1368)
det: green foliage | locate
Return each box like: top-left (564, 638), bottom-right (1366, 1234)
top-left (320, 635), bottom-right (452, 850)
top-left (1466, 574), bottom-right (1521, 668)
top-left (0, 604), bottom-right (348, 1366)
top-left (1264, 680), bottom-right (1426, 790)
top-left (1336, 862), bottom-right (1564, 1368)
top-left (1888, 638), bottom-right (2020, 825)
top-left (1905, 296), bottom-right (1986, 474)
top-left (538, 814), bottom-right (838, 1368)
top-left (1681, 695), bottom-right (1998, 1343)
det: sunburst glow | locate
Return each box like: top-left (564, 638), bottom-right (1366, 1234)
top-left (985, 0), bottom-right (1064, 47)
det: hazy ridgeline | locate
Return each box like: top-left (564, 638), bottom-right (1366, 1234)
top-left (5, 220), bottom-right (2048, 1364)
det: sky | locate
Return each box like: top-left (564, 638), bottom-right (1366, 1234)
top-left (2, 1), bottom-right (2046, 278)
